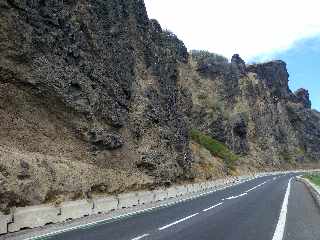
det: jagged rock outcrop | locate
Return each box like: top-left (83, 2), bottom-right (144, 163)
top-left (294, 88), bottom-right (311, 108)
top-left (183, 53), bottom-right (320, 169)
top-left (0, 0), bottom-right (192, 212)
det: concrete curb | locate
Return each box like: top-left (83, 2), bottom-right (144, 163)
top-left (92, 196), bottom-right (118, 215)
top-left (297, 176), bottom-right (320, 208)
top-left (0, 169), bottom-right (319, 236)
top-left (0, 213), bottom-right (12, 235)
top-left (8, 205), bottom-right (60, 233)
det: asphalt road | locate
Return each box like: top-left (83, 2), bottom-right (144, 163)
top-left (43, 173), bottom-right (320, 240)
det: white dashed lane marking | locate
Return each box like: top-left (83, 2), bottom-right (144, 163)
top-left (131, 233), bottom-right (150, 240)
top-left (202, 202), bottom-right (223, 212)
top-left (226, 192), bottom-right (248, 200)
top-left (158, 213), bottom-right (199, 231)
top-left (245, 181), bottom-right (267, 193)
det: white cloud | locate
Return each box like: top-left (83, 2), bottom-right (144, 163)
top-left (144, 0), bottom-right (320, 61)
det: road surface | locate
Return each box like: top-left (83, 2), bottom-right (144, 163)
top-left (40, 173), bottom-right (320, 240)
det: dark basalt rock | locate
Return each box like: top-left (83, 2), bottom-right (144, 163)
top-left (88, 129), bottom-right (124, 150)
top-left (188, 54), bottom-right (320, 163)
top-left (0, 0), bottom-right (192, 187)
top-left (17, 160), bottom-right (31, 180)
top-left (207, 116), bottom-right (227, 143)
top-left (247, 61), bottom-right (291, 98)
top-left (231, 54), bottom-right (246, 75)
top-left (294, 88), bottom-right (311, 108)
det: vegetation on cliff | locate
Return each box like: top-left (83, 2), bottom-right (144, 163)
top-left (190, 129), bottom-right (238, 170)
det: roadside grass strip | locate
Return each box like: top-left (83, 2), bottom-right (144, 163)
top-left (304, 174), bottom-right (320, 187)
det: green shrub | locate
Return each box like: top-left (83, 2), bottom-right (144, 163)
top-left (280, 151), bottom-right (294, 163)
top-left (190, 129), bottom-right (238, 170)
top-left (190, 50), bottom-right (228, 65)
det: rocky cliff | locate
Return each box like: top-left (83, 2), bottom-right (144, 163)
top-left (0, 0), bottom-right (193, 212)
top-left (0, 0), bottom-right (319, 213)
top-left (182, 52), bottom-right (320, 173)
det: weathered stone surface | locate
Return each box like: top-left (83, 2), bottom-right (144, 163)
top-left (231, 54), bottom-right (246, 74)
top-left (247, 60), bottom-right (291, 99)
top-left (294, 88), bottom-right (311, 108)
top-left (0, 0), bottom-right (192, 213)
top-left (184, 52), bottom-right (320, 168)
top-left (87, 129), bottom-right (124, 150)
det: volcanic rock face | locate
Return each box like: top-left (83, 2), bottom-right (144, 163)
top-left (0, 0), bottom-right (192, 212)
top-left (294, 88), bottom-right (311, 108)
top-left (0, 0), bottom-right (319, 212)
top-left (183, 53), bottom-right (320, 169)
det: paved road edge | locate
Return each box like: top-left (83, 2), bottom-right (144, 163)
top-left (1, 170), bottom-right (319, 239)
top-left (297, 177), bottom-right (320, 209)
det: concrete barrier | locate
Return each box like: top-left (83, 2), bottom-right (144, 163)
top-left (2, 169), bottom-right (319, 235)
top-left (207, 181), bottom-right (217, 189)
top-left (165, 185), bottom-right (188, 198)
top-left (92, 196), bottom-right (118, 214)
top-left (138, 191), bottom-right (155, 205)
top-left (175, 185), bottom-right (188, 196)
top-left (117, 192), bottom-right (139, 208)
top-left (59, 200), bottom-right (93, 221)
top-left (0, 213), bottom-right (12, 234)
top-left (214, 179), bottom-right (225, 189)
top-left (8, 205), bottom-right (59, 233)
top-left (154, 189), bottom-right (168, 202)
top-left (167, 186), bottom-right (177, 198)
top-left (193, 183), bottom-right (203, 193)
top-left (200, 182), bottom-right (208, 191)
top-left (225, 178), bottom-right (233, 186)
top-left (187, 184), bottom-right (197, 193)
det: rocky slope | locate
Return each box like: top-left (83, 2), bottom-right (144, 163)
top-left (0, 0), bottom-right (193, 212)
top-left (182, 53), bottom-right (320, 172)
top-left (0, 0), bottom-right (319, 212)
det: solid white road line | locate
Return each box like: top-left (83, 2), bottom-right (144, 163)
top-left (226, 192), bottom-right (247, 200)
top-left (272, 178), bottom-right (292, 240)
top-left (203, 202), bottom-right (223, 212)
top-left (158, 213), bottom-right (199, 231)
top-left (131, 233), bottom-right (150, 240)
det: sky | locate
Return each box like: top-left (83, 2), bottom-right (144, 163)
top-left (144, 0), bottom-right (320, 110)
top-left (254, 37), bottom-right (320, 111)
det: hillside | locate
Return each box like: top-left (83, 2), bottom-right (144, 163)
top-left (0, 0), bottom-right (319, 213)
top-left (182, 52), bottom-right (320, 174)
